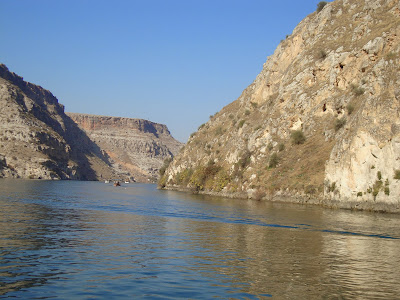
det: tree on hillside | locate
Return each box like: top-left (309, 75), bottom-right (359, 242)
top-left (317, 1), bottom-right (328, 12)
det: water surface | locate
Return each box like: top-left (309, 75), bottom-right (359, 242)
top-left (1, 180), bottom-right (400, 299)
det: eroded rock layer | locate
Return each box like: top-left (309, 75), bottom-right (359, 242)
top-left (67, 113), bottom-right (183, 182)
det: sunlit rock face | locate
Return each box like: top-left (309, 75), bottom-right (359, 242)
top-left (67, 113), bottom-right (183, 182)
top-left (162, 0), bottom-right (400, 212)
top-left (0, 64), bottom-right (182, 182)
top-left (0, 63), bottom-right (118, 180)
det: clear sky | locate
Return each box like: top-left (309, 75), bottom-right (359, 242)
top-left (1, 0), bottom-right (326, 142)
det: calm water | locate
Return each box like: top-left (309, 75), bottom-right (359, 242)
top-left (1, 180), bottom-right (400, 299)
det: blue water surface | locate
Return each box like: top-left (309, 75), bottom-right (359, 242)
top-left (1, 180), bottom-right (400, 299)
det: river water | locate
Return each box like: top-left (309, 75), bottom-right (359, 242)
top-left (0, 180), bottom-right (400, 299)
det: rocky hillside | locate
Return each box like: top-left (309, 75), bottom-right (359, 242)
top-left (0, 64), bottom-right (182, 182)
top-left (67, 113), bottom-right (183, 182)
top-left (161, 0), bottom-right (400, 212)
top-left (0, 64), bottom-right (117, 180)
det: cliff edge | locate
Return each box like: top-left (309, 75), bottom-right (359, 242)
top-left (161, 0), bottom-right (400, 212)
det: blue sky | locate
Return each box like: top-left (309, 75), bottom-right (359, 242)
top-left (1, 0), bottom-right (325, 142)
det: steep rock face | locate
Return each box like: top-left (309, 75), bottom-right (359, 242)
top-left (67, 113), bottom-right (183, 182)
top-left (162, 0), bottom-right (400, 212)
top-left (0, 64), bottom-right (117, 180)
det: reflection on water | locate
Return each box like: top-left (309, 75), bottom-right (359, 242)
top-left (0, 179), bottom-right (400, 299)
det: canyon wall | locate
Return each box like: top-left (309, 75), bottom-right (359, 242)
top-left (0, 64), bottom-right (116, 180)
top-left (0, 64), bottom-right (182, 182)
top-left (161, 0), bottom-right (400, 212)
top-left (67, 113), bottom-right (183, 182)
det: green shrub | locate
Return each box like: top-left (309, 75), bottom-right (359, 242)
top-left (347, 103), bottom-right (354, 115)
top-left (316, 49), bottom-right (327, 60)
top-left (204, 160), bottom-right (221, 179)
top-left (278, 143), bottom-right (285, 152)
top-left (175, 168), bottom-right (193, 185)
top-left (158, 175), bottom-right (167, 188)
top-left (357, 192), bottom-right (363, 197)
top-left (350, 84), bottom-right (365, 96)
top-left (190, 166), bottom-right (207, 191)
top-left (238, 150), bottom-right (252, 169)
top-left (213, 169), bottom-right (231, 192)
top-left (305, 185), bottom-right (316, 195)
top-left (215, 126), bottom-right (224, 136)
top-left (159, 158), bottom-right (172, 176)
top-left (245, 110), bottom-right (250, 116)
top-left (238, 120), bottom-right (245, 128)
top-left (334, 117), bottom-right (346, 131)
top-left (317, 1), bottom-right (328, 12)
top-left (291, 130), bottom-right (306, 145)
top-left (267, 142), bottom-right (274, 151)
top-left (394, 169), bottom-right (400, 180)
top-left (327, 182), bottom-right (336, 193)
top-left (269, 153), bottom-right (279, 168)
top-left (377, 171), bottom-right (382, 180)
top-left (250, 102), bottom-right (258, 109)
top-left (372, 180), bottom-right (383, 197)
top-left (385, 187), bottom-right (390, 196)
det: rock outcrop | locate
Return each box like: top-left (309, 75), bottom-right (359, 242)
top-left (0, 64), bottom-right (182, 182)
top-left (67, 113), bottom-right (183, 182)
top-left (161, 0), bottom-right (400, 212)
top-left (0, 64), bottom-right (117, 180)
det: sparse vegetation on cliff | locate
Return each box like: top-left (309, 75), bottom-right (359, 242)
top-left (334, 118), bottom-right (346, 131)
top-left (317, 1), bottom-right (328, 13)
top-left (291, 130), bottom-right (306, 145)
top-left (160, 0), bottom-right (400, 212)
top-left (268, 153), bottom-right (279, 168)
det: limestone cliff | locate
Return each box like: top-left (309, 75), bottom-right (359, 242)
top-left (0, 65), bottom-right (182, 182)
top-left (161, 0), bottom-right (400, 212)
top-left (0, 64), bottom-right (117, 180)
top-left (67, 113), bottom-right (183, 182)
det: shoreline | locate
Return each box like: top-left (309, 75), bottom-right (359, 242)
top-left (161, 185), bottom-right (400, 214)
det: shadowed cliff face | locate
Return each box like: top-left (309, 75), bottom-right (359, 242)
top-left (161, 0), bottom-right (400, 212)
top-left (67, 113), bottom-right (183, 182)
top-left (0, 64), bottom-right (117, 180)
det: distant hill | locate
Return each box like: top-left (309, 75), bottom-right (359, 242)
top-left (160, 0), bottom-right (400, 212)
top-left (0, 64), bottom-right (182, 181)
top-left (67, 113), bottom-right (183, 182)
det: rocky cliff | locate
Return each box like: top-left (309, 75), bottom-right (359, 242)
top-left (0, 64), bottom-right (182, 182)
top-left (67, 113), bottom-right (183, 182)
top-left (161, 0), bottom-right (400, 212)
top-left (0, 64), bottom-right (117, 180)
